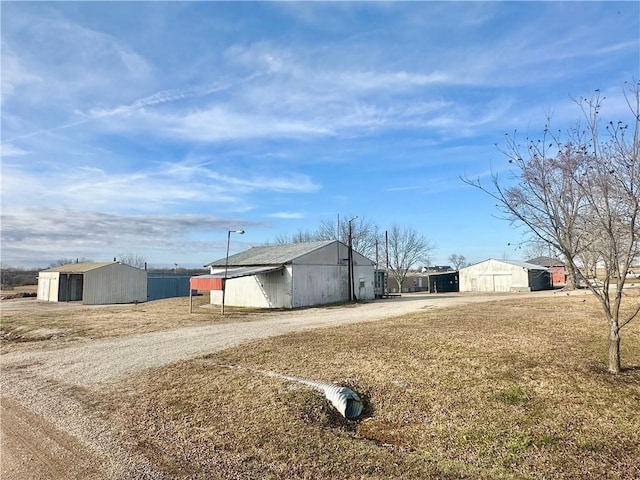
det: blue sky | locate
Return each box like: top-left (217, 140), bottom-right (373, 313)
top-left (2, 2), bottom-right (639, 269)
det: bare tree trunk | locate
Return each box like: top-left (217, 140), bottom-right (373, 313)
top-left (608, 320), bottom-right (621, 374)
top-left (564, 261), bottom-right (578, 290)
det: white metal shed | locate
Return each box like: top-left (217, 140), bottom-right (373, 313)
top-left (458, 259), bottom-right (552, 293)
top-left (203, 240), bottom-right (376, 309)
top-left (37, 262), bottom-right (147, 305)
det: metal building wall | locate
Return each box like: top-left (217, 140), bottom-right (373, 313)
top-left (353, 263), bottom-right (375, 301)
top-left (147, 274), bottom-right (192, 301)
top-left (291, 243), bottom-right (374, 307)
top-left (459, 259), bottom-right (531, 292)
top-left (291, 264), bottom-right (345, 308)
top-left (83, 263), bottom-right (147, 305)
top-left (428, 272), bottom-right (459, 293)
top-left (225, 268), bottom-right (292, 308)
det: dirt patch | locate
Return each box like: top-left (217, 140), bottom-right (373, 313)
top-left (0, 397), bottom-right (103, 480)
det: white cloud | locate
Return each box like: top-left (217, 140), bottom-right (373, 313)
top-left (1, 157), bottom-right (320, 216)
top-left (0, 143), bottom-right (29, 157)
top-left (1, 51), bottom-right (43, 96)
top-left (268, 212), bottom-right (304, 219)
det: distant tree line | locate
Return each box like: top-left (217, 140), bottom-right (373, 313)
top-left (0, 266), bottom-right (39, 289)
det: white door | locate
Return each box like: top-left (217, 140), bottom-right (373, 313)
top-left (38, 278), bottom-right (50, 300)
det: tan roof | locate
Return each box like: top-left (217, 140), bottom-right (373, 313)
top-left (42, 262), bottom-right (117, 273)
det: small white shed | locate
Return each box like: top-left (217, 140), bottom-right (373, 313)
top-left (459, 259), bottom-right (552, 293)
top-left (37, 262), bottom-right (147, 305)
top-left (203, 240), bottom-right (376, 309)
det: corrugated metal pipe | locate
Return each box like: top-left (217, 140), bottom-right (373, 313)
top-left (266, 372), bottom-right (364, 419)
top-left (228, 366), bottom-right (363, 419)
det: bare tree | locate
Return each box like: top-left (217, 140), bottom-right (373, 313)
top-left (448, 254), bottom-right (467, 269)
top-left (522, 235), bottom-right (559, 261)
top-left (274, 229), bottom-right (319, 244)
top-left (463, 125), bottom-right (590, 289)
top-left (384, 224), bottom-right (434, 293)
top-left (318, 215), bottom-right (381, 260)
top-left (572, 85), bottom-right (640, 373)
top-left (274, 215), bottom-right (381, 260)
top-left (119, 253), bottom-right (147, 269)
top-left (463, 81), bottom-right (640, 373)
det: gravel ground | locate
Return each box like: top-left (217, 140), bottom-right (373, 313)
top-left (1, 290), bottom-right (571, 479)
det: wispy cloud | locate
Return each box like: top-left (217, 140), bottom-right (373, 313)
top-left (0, 208), bottom-right (265, 267)
top-left (268, 212), bottom-right (304, 219)
top-left (0, 143), bottom-right (28, 157)
top-left (1, 50), bottom-right (43, 96)
top-left (1, 157), bottom-right (320, 216)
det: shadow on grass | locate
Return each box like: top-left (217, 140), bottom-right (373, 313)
top-left (588, 362), bottom-right (640, 384)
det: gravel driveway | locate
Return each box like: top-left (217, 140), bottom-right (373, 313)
top-left (0, 291), bottom-right (566, 479)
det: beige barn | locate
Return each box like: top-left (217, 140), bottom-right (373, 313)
top-left (37, 262), bottom-right (147, 305)
top-left (459, 259), bottom-right (552, 292)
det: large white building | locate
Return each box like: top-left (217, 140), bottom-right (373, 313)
top-left (202, 240), bottom-right (376, 309)
top-left (37, 262), bottom-right (148, 305)
top-left (459, 259), bottom-right (552, 292)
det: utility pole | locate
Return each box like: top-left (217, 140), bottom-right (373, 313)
top-left (348, 216), bottom-right (358, 302)
top-left (222, 229), bottom-right (245, 314)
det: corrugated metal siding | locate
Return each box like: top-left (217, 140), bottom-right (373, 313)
top-left (223, 268), bottom-right (292, 308)
top-left (83, 263), bottom-right (147, 305)
top-left (459, 259), bottom-right (548, 292)
top-left (291, 264), bottom-right (345, 307)
top-left (148, 274), bottom-right (192, 300)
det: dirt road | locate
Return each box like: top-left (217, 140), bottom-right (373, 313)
top-left (0, 291), bottom-right (570, 479)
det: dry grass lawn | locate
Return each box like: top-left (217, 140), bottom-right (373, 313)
top-left (0, 292), bottom-right (260, 347)
top-left (103, 292), bottom-right (640, 479)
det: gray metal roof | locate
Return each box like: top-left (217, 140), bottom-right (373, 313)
top-left (464, 258), bottom-right (549, 271)
top-left (194, 266), bottom-right (284, 279)
top-left (494, 259), bottom-right (549, 270)
top-left (206, 240), bottom-right (336, 267)
top-left (526, 256), bottom-right (564, 267)
top-left (502, 259), bottom-right (549, 270)
top-left (41, 262), bottom-right (117, 273)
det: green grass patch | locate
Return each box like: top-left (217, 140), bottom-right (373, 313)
top-left (492, 385), bottom-right (531, 405)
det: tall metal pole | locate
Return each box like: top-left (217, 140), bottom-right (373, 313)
top-left (348, 221), bottom-right (352, 302)
top-left (348, 216), bottom-right (357, 302)
top-left (222, 229), bottom-right (244, 314)
top-left (385, 230), bottom-right (389, 297)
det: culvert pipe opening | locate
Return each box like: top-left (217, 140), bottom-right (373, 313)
top-left (228, 366), bottom-right (364, 419)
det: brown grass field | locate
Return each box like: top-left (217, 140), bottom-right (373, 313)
top-left (0, 292), bottom-right (232, 347)
top-left (3, 290), bottom-right (640, 479)
top-left (103, 293), bottom-right (640, 479)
